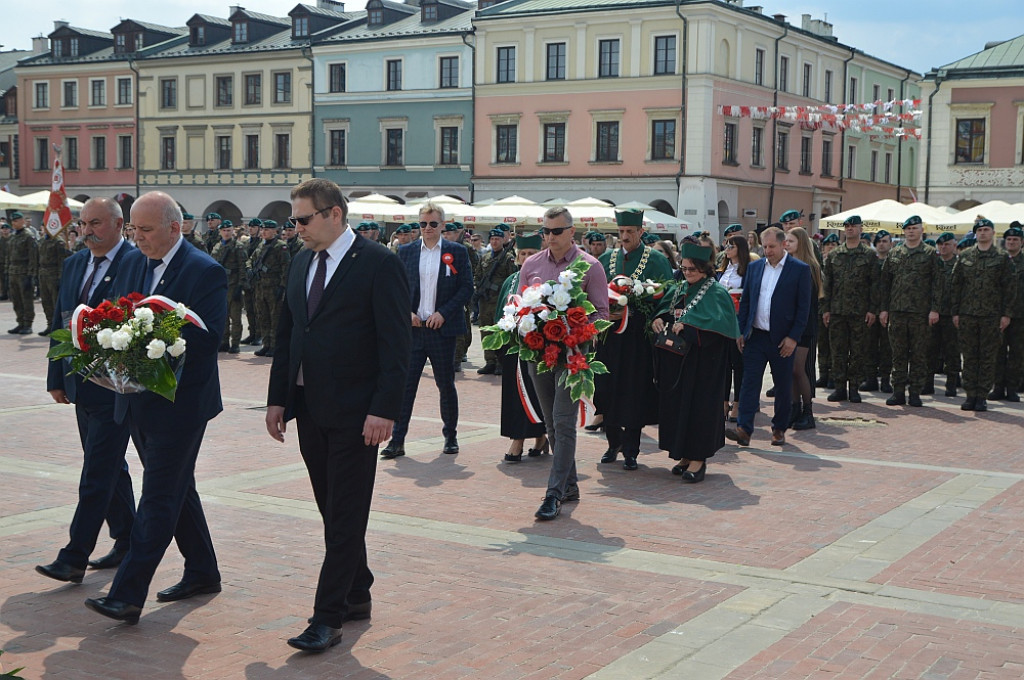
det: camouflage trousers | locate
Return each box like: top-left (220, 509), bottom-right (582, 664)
top-left (929, 316), bottom-right (960, 376)
top-left (994, 319), bottom-right (1024, 391)
top-left (865, 319), bottom-right (892, 380)
top-left (887, 312), bottom-right (932, 391)
top-left (254, 284), bottom-right (282, 350)
top-left (817, 315), bottom-right (830, 375)
top-left (222, 287), bottom-right (244, 348)
top-left (454, 305), bottom-right (472, 367)
top-left (38, 270), bottom-right (61, 329)
top-left (243, 288), bottom-right (260, 340)
top-left (958, 315), bottom-right (1001, 398)
top-left (478, 299), bottom-right (500, 366)
top-left (828, 314), bottom-right (870, 385)
top-left (8, 271), bottom-right (35, 327)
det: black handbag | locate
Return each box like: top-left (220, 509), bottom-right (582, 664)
top-left (654, 326), bottom-right (689, 357)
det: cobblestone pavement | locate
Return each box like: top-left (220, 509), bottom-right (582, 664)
top-left (1, 300), bottom-right (1022, 679)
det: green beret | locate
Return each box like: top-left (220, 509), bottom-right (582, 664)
top-left (443, 222), bottom-right (459, 232)
top-left (780, 209), bottom-right (801, 223)
top-left (935, 233), bottom-right (956, 244)
top-left (451, 221), bottom-right (464, 230)
top-left (10, 211), bottom-right (23, 219)
top-left (973, 217), bottom-right (994, 232)
top-left (356, 221), bottom-right (378, 231)
top-left (860, 233), bottom-right (872, 242)
top-left (615, 209), bottom-right (644, 227)
top-left (488, 228), bottom-right (504, 238)
top-left (844, 215), bottom-right (862, 226)
top-left (1004, 225), bottom-right (1024, 238)
top-left (641, 232), bottom-right (659, 245)
top-left (262, 220), bottom-right (279, 230)
top-left (957, 236), bottom-right (976, 248)
top-left (902, 215), bottom-right (922, 228)
top-left (221, 219), bottom-right (233, 228)
top-left (182, 212), bottom-right (194, 220)
top-left (586, 232), bottom-right (606, 242)
top-left (395, 224), bottom-right (412, 234)
top-left (723, 223), bottom-right (743, 235)
top-left (515, 233), bottom-right (543, 250)
top-left (923, 238), bottom-right (936, 246)
top-left (679, 242), bottom-right (712, 262)
top-left (873, 230), bottom-right (891, 245)
top-left (248, 218), bottom-right (263, 227)
top-left (206, 212), bottom-right (221, 220)
top-left (822, 233), bottom-right (840, 245)
top-left (498, 223), bottom-right (511, 232)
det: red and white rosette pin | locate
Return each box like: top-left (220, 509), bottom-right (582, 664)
top-left (442, 252), bottom-right (457, 275)
top-left (137, 295), bottom-right (209, 332)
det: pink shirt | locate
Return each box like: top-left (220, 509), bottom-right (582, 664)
top-left (520, 244), bottom-right (610, 320)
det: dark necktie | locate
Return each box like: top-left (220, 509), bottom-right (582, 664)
top-left (307, 250), bottom-right (328, 318)
top-left (146, 258), bottom-right (163, 293)
top-left (79, 255), bottom-right (107, 304)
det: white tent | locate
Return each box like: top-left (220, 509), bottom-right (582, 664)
top-left (13, 190), bottom-right (85, 211)
top-left (821, 199), bottom-right (958, 233)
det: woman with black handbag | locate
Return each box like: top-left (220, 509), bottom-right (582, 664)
top-left (652, 242), bottom-right (741, 483)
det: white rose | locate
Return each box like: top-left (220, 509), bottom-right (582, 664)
top-left (645, 286), bottom-right (655, 295)
top-left (146, 338), bottom-right (167, 360)
top-left (632, 281), bottom-right (645, 295)
top-left (168, 337), bottom-right (186, 358)
top-left (519, 314), bottom-right (537, 335)
top-left (521, 287), bottom-right (543, 306)
top-left (497, 316), bottom-right (516, 332)
top-left (110, 330), bottom-right (132, 351)
top-left (550, 289), bottom-right (572, 311)
top-left (558, 270), bottom-right (577, 285)
top-left (502, 303), bottom-right (518, 316)
top-left (539, 282), bottom-right (553, 297)
top-left (133, 307), bottom-right (154, 323)
top-left (96, 328), bottom-right (114, 349)
top-left (536, 308), bottom-right (550, 321)
top-left (174, 302), bottom-right (188, 319)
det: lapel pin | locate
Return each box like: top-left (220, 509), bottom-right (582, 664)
top-left (103, 276), bottom-right (111, 282)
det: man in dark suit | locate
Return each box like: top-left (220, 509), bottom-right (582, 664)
top-left (36, 197), bottom-right (142, 585)
top-left (380, 202), bottom-right (474, 459)
top-left (727, 226), bottom-right (812, 447)
top-left (266, 179), bottom-right (410, 652)
top-left (84, 191), bottom-right (227, 625)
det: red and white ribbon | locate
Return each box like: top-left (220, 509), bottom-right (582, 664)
top-left (138, 295), bottom-right (209, 331)
top-left (516, 361), bottom-right (543, 425)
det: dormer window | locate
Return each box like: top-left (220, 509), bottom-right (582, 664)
top-left (234, 21), bottom-right (249, 43)
top-left (190, 25), bottom-right (206, 46)
top-left (478, 0), bottom-right (497, 9)
top-left (53, 39), bottom-right (64, 57)
top-left (293, 15), bottom-right (309, 38)
top-left (135, 34), bottom-right (144, 51)
top-left (422, 1), bottom-right (438, 21)
top-left (367, 1), bottom-right (384, 26)
top-left (115, 33), bottom-right (127, 52)
top-left (70, 37), bottom-right (79, 56)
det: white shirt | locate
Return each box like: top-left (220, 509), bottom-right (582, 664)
top-left (417, 238), bottom-right (442, 321)
top-left (149, 236), bottom-right (185, 294)
top-left (754, 252), bottom-right (787, 332)
top-left (719, 261), bottom-right (743, 291)
top-left (305, 227), bottom-right (355, 295)
top-left (81, 237), bottom-right (125, 301)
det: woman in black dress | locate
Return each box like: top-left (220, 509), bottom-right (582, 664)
top-left (783, 227), bottom-right (822, 429)
top-left (652, 243), bottom-right (741, 483)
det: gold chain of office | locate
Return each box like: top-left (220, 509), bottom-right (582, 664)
top-left (609, 245), bottom-right (652, 280)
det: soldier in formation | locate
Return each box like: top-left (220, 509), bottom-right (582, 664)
top-left (181, 213), bottom-right (208, 253)
top-left (283, 221), bottom-right (304, 257)
top-left (241, 218), bottom-right (264, 346)
top-left (990, 224), bottom-right (1024, 402)
top-left (0, 219), bottom-right (10, 300)
top-left (211, 221), bottom-right (248, 354)
top-left (37, 230), bottom-right (72, 336)
top-left (474, 228), bottom-right (517, 375)
top-left (929, 232), bottom-right (961, 397)
top-left (6, 212), bottom-right (38, 334)
top-left (862, 230), bottom-right (893, 393)
top-left (248, 220), bottom-right (291, 357)
top-left (815, 233), bottom-right (840, 389)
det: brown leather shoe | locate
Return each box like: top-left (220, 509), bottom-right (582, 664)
top-left (771, 429), bottom-right (786, 446)
top-left (724, 427), bottom-right (751, 446)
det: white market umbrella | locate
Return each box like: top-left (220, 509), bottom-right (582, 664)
top-left (643, 210), bottom-right (693, 234)
top-left (472, 195), bottom-right (546, 227)
top-left (567, 197), bottom-right (613, 208)
top-left (0, 190), bottom-right (36, 210)
top-left (821, 199), bottom-right (955, 233)
top-left (950, 200), bottom-right (1024, 229)
top-left (616, 200), bottom-right (656, 211)
top-left (16, 190), bottom-right (85, 211)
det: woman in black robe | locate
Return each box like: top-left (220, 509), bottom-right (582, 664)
top-left (652, 242), bottom-right (741, 483)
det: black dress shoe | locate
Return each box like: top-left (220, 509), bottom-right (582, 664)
top-left (342, 599), bottom-right (372, 622)
top-left (443, 437), bottom-right (459, 454)
top-left (974, 398), bottom-right (988, 412)
top-left (599, 446), bottom-right (620, 463)
top-left (681, 462), bottom-right (707, 483)
top-left (534, 495), bottom-right (561, 521)
top-left (36, 560), bottom-right (85, 583)
top-left (38, 329), bottom-right (51, 337)
top-left (622, 456), bottom-right (638, 471)
top-left (84, 597), bottom-right (141, 625)
top-left (562, 484), bottom-right (580, 502)
top-left (504, 450), bottom-right (523, 463)
top-left (287, 623), bottom-right (342, 652)
top-left (88, 547), bottom-right (128, 570)
top-left (526, 439), bottom-right (549, 457)
top-left (156, 580), bottom-right (221, 602)
top-left (583, 421), bottom-right (605, 432)
top-left (765, 386), bottom-right (776, 398)
top-left (380, 442), bottom-right (405, 459)
top-left (7, 326), bottom-right (21, 334)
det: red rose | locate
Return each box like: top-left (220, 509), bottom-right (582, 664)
top-left (106, 307), bottom-right (125, 323)
top-left (566, 307), bottom-right (588, 328)
top-left (564, 333), bottom-right (579, 348)
top-left (543, 344), bottom-right (561, 367)
top-left (543, 321), bottom-right (568, 342)
top-left (524, 331), bottom-right (545, 350)
top-left (127, 292), bottom-right (145, 302)
top-left (118, 296), bottom-right (130, 307)
top-left (567, 353), bottom-right (590, 375)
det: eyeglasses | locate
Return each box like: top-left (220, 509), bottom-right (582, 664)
top-left (419, 221), bottom-right (441, 229)
top-left (725, 243), bottom-right (736, 249)
top-left (541, 227), bottom-right (569, 236)
top-left (288, 207), bottom-right (335, 227)
top-left (680, 266), bottom-right (700, 273)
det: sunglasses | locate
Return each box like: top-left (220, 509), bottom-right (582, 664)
top-left (541, 227), bottom-right (569, 236)
top-left (419, 221), bottom-right (441, 229)
top-left (288, 206), bottom-right (335, 227)
top-left (680, 266), bottom-right (700, 273)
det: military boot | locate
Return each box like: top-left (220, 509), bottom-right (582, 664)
top-left (885, 387), bottom-right (906, 406)
top-left (960, 396), bottom-right (976, 411)
top-left (908, 390), bottom-right (923, 407)
top-left (945, 373), bottom-right (959, 397)
top-left (1005, 391), bottom-right (1020, 403)
top-left (814, 370), bottom-right (830, 388)
top-left (848, 382), bottom-right (862, 403)
top-left (859, 377), bottom-right (879, 392)
top-left (827, 385), bottom-right (847, 402)
top-left (987, 386), bottom-right (1006, 401)
top-left (921, 375), bottom-right (935, 395)
top-left (879, 377), bottom-right (893, 394)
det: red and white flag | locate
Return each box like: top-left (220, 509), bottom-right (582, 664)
top-left (43, 152), bottom-right (74, 238)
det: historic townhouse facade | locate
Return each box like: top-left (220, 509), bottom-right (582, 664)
top-left (0, 49), bottom-right (32, 190)
top-left (919, 33), bottom-right (1024, 209)
top-left (15, 20), bottom-right (184, 202)
top-left (312, 0), bottom-right (475, 203)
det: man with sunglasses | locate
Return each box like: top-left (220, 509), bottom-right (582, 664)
top-left (381, 202), bottom-right (474, 459)
top-left (521, 207), bottom-right (610, 520)
top-left (248, 220), bottom-right (291, 357)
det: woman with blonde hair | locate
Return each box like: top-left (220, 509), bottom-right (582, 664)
top-left (747, 230), bottom-right (764, 257)
top-left (782, 227), bottom-right (823, 429)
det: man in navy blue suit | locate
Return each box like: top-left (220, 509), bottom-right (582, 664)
top-left (380, 202), bottom-right (474, 459)
top-left (727, 226), bottom-right (811, 447)
top-left (85, 191), bottom-right (227, 625)
top-left (36, 197), bottom-right (143, 586)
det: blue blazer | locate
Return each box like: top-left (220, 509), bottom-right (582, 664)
top-left (397, 238), bottom-right (474, 338)
top-left (737, 255), bottom-right (812, 347)
top-left (46, 242), bottom-right (146, 404)
top-left (114, 240), bottom-right (228, 432)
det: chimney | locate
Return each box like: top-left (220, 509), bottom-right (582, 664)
top-left (230, 5), bottom-right (244, 16)
top-left (773, 13), bottom-right (787, 23)
top-left (53, 20), bottom-right (70, 30)
top-left (33, 36), bottom-right (49, 54)
top-left (748, 6), bottom-right (763, 14)
top-left (317, 0), bottom-right (345, 10)
top-left (801, 14), bottom-right (834, 38)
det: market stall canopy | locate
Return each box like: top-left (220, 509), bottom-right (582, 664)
top-left (470, 196), bottom-right (546, 226)
top-left (820, 199), bottom-right (960, 233)
top-left (0, 190), bottom-right (36, 210)
top-left (17, 190), bottom-right (85, 211)
top-left (949, 200), bottom-right (1024, 230)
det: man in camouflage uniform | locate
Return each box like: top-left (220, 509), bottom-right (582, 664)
top-left (989, 223), bottom-right (1024, 402)
top-left (1, 220), bottom-right (12, 300)
top-left (584, 231), bottom-right (607, 259)
top-left (211, 222), bottom-right (248, 353)
top-left (474, 228), bottom-right (516, 375)
top-left (822, 215), bottom-right (879, 403)
top-left (37, 230), bottom-right (72, 336)
top-left (862, 230), bottom-right (894, 393)
top-left (248, 220), bottom-right (290, 357)
top-left (203, 212), bottom-right (223, 252)
top-left (879, 216), bottom-right (941, 407)
top-left (241, 218), bottom-right (263, 345)
top-left (283, 222), bottom-right (303, 258)
top-left (815, 233), bottom-right (840, 388)
top-left (930, 233), bottom-right (961, 397)
top-left (444, 222), bottom-right (479, 372)
top-left (6, 212), bottom-right (39, 334)
top-left (950, 218), bottom-right (1016, 411)
top-left (181, 213), bottom-right (208, 253)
